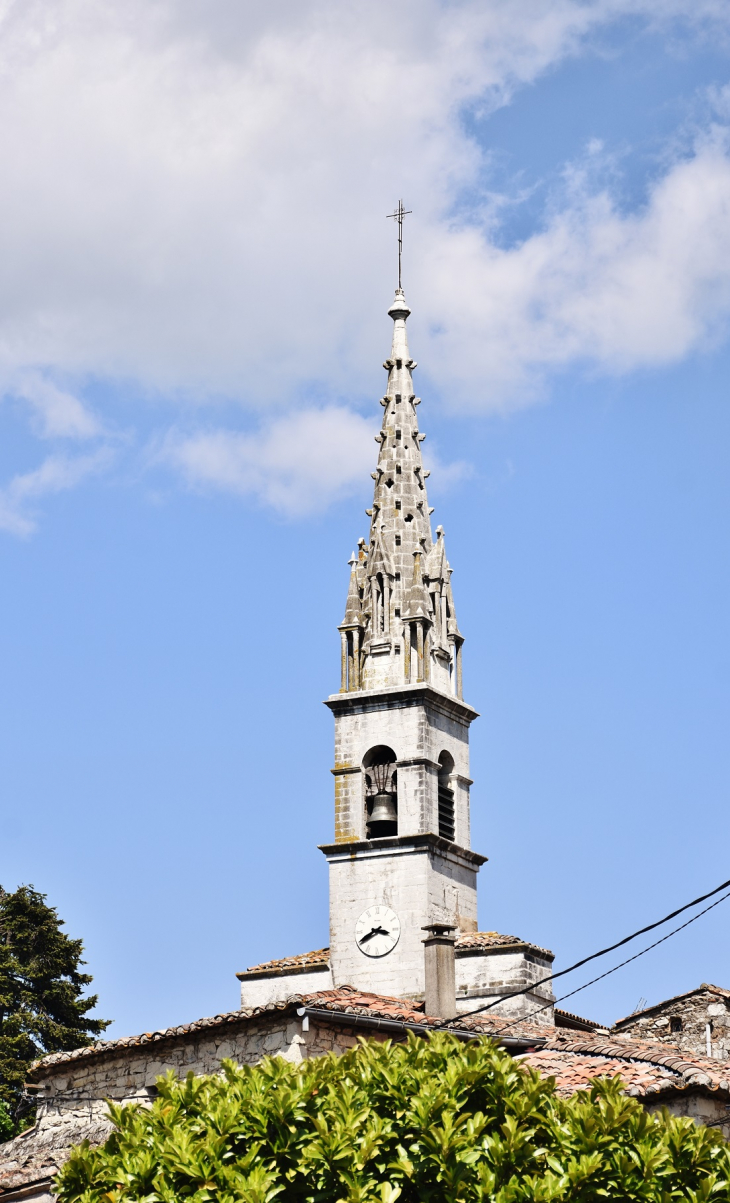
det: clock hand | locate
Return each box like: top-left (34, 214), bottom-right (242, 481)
top-left (359, 924), bottom-right (390, 944)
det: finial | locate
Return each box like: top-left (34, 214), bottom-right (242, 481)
top-left (386, 199), bottom-right (412, 291)
top-left (436, 525), bottom-right (444, 539)
top-left (388, 290), bottom-right (411, 321)
top-left (348, 551), bottom-right (357, 567)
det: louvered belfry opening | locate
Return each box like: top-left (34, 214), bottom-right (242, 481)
top-left (437, 751), bottom-right (455, 842)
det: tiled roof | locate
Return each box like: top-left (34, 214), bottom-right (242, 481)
top-left (455, 931), bottom-right (554, 958)
top-left (241, 948), bottom-right (330, 975)
top-left (613, 983), bottom-right (730, 1028)
top-left (30, 987), bottom-right (547, 1077)
top-left (36, 999), bottom-right (729, 1094)
top-left (240, 933), bottom-right (555, 977)
top-left (304, 986), bottom-right (549, 1042)
top-left (554, 1007), bottom-right (603, 1032)
top-left (10, 1004), bottom-right (730, 1199)
top-left (520, 1032), bottom-right (730, 1100)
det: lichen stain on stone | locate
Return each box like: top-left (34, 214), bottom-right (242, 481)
top-left (333, 774), bottom-right (353, 842)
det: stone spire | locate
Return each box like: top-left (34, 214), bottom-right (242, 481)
top-left (338, 290), bottom-right (463, 696)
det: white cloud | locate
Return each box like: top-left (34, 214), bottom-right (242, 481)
top-left (161, 408), bottom-right (376, 515)
top-left (420, 132), bottom-right (730, 406)
top-left (0, 451), bottom-right (112, 536)
top-left (0, 0), bottom-right (729, 533)
top-left (162, 408), bottom-right (474, 515)
top-left (11, 372), bottom-right (102, 438)
top-left (0, 0), bottom-right (725, 413)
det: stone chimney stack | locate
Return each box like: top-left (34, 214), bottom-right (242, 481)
top-left (422, 924), bottom-right (457, 1019)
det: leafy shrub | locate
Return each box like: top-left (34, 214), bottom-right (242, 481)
top-left (55, 1033), bottom-right (730, 1203)
top-left (0, 1101), bottom-right (13, 1142)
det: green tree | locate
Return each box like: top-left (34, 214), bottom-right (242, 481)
top-left (57, 1032), bottom-right (730, 1203)
top-left (0, 885), bottom-right (110, 1134)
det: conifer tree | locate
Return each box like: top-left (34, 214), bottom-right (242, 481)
top-left (0, 885), bottom-right (110, 1132)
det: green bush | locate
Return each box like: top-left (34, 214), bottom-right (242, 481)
top-left (0, 1100), bottom-right (13, 1142)
top-left (56, 1033), bottom-right (730, 1203)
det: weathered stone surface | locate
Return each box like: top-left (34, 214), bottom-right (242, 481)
top-left (239, 966), bottom-right (333, 1009)
top-left (613, 984), bottom-right (730, 1061)
top-left (237, 932), bottom-right (556, 1023)
top-left (324, 833), bottom-right (482, 999)
top-left (316, 291), bottom-right (486, 1003)
top-left (338, 290), bottom-right (461, 700)
top-left (0, 1012), bottom-right (382, 1199)
top-left (455, 939), bottom-right (555, 1022)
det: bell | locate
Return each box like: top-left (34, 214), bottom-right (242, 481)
top-left (369, 791), bottom-right (398, 836)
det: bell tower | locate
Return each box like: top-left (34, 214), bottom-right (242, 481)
top-left (320, 287), bottom-right (486, 1002)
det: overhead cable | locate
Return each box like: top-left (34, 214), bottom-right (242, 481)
top-left (487, 885), bottom-right (730, 1041)
top-left (436, 872), bottom-right (730, 1027)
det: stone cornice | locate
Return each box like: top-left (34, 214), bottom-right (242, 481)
top-left (456, 942), bottom-right (554, 963)
top-left (237, 961), bottom-right (330, 982)
top-left (319, 831), bottom-right (487, 868)
top-left (324, 683), bottom-right (478, 726)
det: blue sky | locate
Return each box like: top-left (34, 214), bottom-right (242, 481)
top-left (2, 0), bottom-right (730, 1035)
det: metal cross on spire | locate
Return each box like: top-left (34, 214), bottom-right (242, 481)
top-left (386, 199), bottom-right (412, 291)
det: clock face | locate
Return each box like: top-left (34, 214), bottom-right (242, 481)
top-left (355, 905), bottom-right (401, 958)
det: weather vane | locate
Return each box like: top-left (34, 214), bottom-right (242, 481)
top-left (386, 199), bottom-right (412, 291)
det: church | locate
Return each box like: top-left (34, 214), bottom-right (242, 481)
top-left (2, 281), bottom-right (730, 1203)
top-left (237, 282), bottom-right (554, 1024)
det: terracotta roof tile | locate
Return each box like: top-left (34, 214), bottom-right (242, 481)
top-left (455, 931), bottom-right (554, 958)
top-left (29, 987), bottom-right (547, 1076)
top-left (25, 992), bottom-right (730, 1117)
top-left (240, 934), bottom-right (554, 977)
top-left (554, 1007), bottom-right (603, 1031)
top-left (520, 1050), bottom-right (680, 1097)
top-left (520, 1031), bottom-right (730, 1100)
top-left (243, 948), bottom-right (330, 974)
top-left (281, 985), bottom-right (549, 1042)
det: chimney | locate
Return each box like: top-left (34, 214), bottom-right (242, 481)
top-left (422, 923), bottom-right (457, 1019)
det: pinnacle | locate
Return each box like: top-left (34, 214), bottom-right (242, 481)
top-left (388, 289), bottom-right (411, 364)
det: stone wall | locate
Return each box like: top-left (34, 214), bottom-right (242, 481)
top-left (0, 1013), bottom-right (380, 1201)
top-left (324, 834), bottom-right (481, 999)
top-left (327, 686), bottom-right (475, 847)
top-left (239, 966), bottom-right (333, 1009)
top-left (644, 1091), bottom-right (730, 1141)
top-left (4, 1007), bottom-right (729, 1203)
top-left (614, 988), bottom-right (730, 1061)
top-left (455, 945), bottom-right (555, 1023)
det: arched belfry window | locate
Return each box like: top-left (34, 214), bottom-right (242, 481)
top-left (363, 745), bottom-right (397, 839)
top-left (437, 751), bottom-right (455, 842)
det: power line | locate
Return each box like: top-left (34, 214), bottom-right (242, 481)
top-left (488, 886), bottom-right (730, 1041)
top-left (436, 873), bottom-right (730, 1028)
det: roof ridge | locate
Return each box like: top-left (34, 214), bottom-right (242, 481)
top-left (242, 948), bottom-right (330, 974)
top-left (30, 986), bottom-right (550, 1075)
top-left (613, 982), bottom-right (730, 1026)
top-left (545, 1032), bottom-right (729, 1086)
top-left (455, 931), bottom-right (554, 957)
